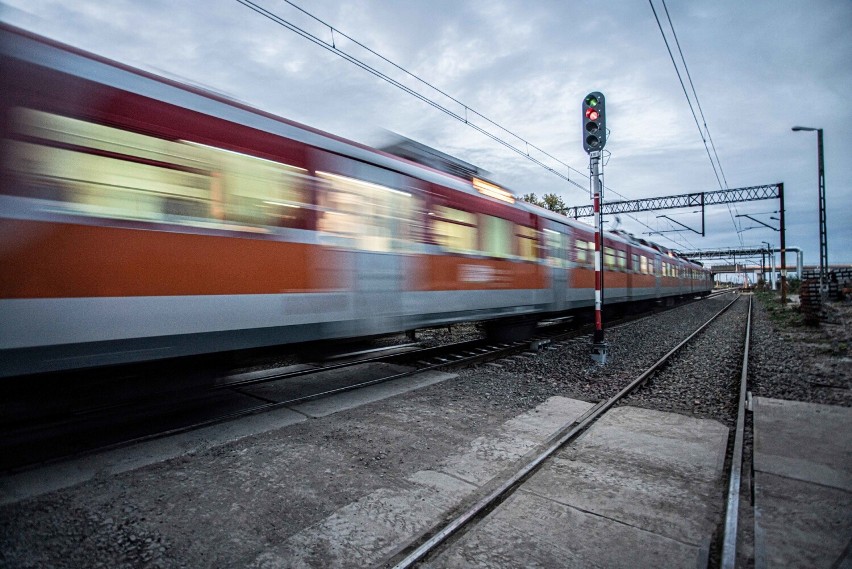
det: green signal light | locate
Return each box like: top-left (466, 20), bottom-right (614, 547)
top-left (586, 96), bottom-right (599, 107)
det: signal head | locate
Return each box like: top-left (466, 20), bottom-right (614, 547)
top-left (582, 91), bottom-right (607, 153)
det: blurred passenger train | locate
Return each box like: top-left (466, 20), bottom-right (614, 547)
top-left (0, 24), bottom-right (712, 377)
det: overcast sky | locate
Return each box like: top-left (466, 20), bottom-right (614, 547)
top-left (3, 0), bottom-right (850, 270)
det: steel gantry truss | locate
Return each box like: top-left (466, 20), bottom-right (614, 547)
top-left (563, 184), bottom-right (780, 218)
top-left (564, 183), bottom-right (788, 304)
top-left (686, 247), bottom-right (776, 259)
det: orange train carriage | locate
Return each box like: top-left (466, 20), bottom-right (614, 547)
top-left (0, 25), bottom-right (711, 377)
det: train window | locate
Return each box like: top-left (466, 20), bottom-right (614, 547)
top-left (431, 206), bottom-right (477, 254)
top-left (616, 249), bottom-right (627, 270)
top-left (604, 247), bottom-right (616, 268)
top-left (575, 238), bottom-right (593, 264)
top-left (544, 229), bottom-right (563, 267)
top-left (5, 108), bottom-right (312, 230)
top-left (6, 108), bottom-right (212, 223)
top-left (316, 171), bottom-right (416, 252)
top-left (191, 142), bottom-right (310, 229)
top-left (631, 254), bottom-right (639, 272)
top-left (516, 225), bottom-right (538, 261)
top-left (480, 215), bottom-right (513, 258)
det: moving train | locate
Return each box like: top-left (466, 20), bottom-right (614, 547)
top-left (0, 24), bottom-right (712, 377)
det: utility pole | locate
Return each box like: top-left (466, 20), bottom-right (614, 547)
top-left (792, 127), bottom-right (827, 295)
top-left (779, 182), bottom-right (787, 304)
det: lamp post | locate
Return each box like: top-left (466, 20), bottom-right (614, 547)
top-left (762, 241), bottom-right (772, 289)
top-left (792, 126), bottom-right (827, 294)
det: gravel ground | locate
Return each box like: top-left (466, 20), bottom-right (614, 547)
top-left (446, 293), bottom-right (743, 412)
top-left (750, 294), bottom-right (851, 406)
top-left (3, 292), bottom-right (848, 568)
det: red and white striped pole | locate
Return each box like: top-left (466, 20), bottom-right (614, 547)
top-left (590, 150), bottom-right (607, 364)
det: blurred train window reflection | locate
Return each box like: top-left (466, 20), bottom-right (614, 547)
top-left (544, 229), bottom-right (563, 268)
top-left (187, 141), bottom-right (310, 229)
top-left (515, 225), bottom-right (538, 261)
top-left (480, 215), bottom-right (513, 259)
top-left (575, 238), bottom-right (593, 265)
top-left (616, 249), bottom-right (627, 271)
top-left (431, 206), bottom-right (477, 254)
top-left (604, 247), bottom-right (616, 268)
top-left (316, 171), bottom-right (415, 252)
top-left (5, 108), bottom-right (311, 230)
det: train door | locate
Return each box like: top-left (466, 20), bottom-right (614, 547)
top-left (544, 227), bottom-right (567, 311)
top-left (629, 250), bottom-right (639, 301)
top-left (312, 157), bottom-right (419, 336)
top-left (654, 254), bottom-right (662, 298)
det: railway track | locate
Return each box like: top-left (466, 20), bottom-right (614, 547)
top-left (386, 291), bottom-right (750, 568)
top-left (0, 291), bottom-right (735, 473)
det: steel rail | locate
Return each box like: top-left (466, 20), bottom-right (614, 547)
top-left (390, 293), bottom-right (742, 569)
top-left (721, 294), bottom-right (753, 567)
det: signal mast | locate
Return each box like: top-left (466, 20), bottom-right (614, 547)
top-left (582, 92), bottom-right (608, 364)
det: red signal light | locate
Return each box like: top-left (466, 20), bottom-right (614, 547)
top-left (585, 108), bottom-right (600, 121)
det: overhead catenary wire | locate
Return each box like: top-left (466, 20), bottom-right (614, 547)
top-left (238, 0), bottom-right (696, 251)
top-left (660, 0), bottom-right (729, 190)
top-left (650, 0), bottom-right (745, 246)
top-left (281, 0), bottom-right (593, 185)
top-left (236, 0), bottom-right (587, 192)
top-left (660, 0), bottom-right (744, 246)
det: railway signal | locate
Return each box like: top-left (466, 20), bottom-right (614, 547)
top-left (583, 91), bottom-right (608, 364)
top-left (582, 92), bottom-right (607, 153)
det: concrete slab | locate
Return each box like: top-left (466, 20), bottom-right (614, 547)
top-left (753, 397), bottom-right (852, 491)
top-left (291, 369), bottom-right (456, 418)
top-left (524, 449), bottom-right (721, 546)
top-left (524, 406), bottom-right (727, 545)
top-left (425, 490), bottom-right (705, 569)
top-left (752, 397), bottom-right (852, 569)
top-left (753, 471), bottom-right (852, 569)
top-left (572, 405), bottom-right (730, 481)
top-left (249, 396), bottom-right (591, 568)
top-left (250, 471), bottom-right (476, 569)
top-left (428, 406), bottom-right (728, 568)
top-left (438, 396), bottom-right (593, 485)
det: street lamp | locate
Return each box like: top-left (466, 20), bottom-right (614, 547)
top-left (792, 126), bottom-right (827, 293)
top-left (762, 241), bottom-right (773, 290)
